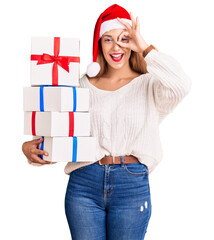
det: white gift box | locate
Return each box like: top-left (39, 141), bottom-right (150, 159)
top-left (31, 37), bottom-right (80, 86)
top-left (24, 111), bottom-right (90, 137)
top-left (23, 86), bottom-right (89, 112)
top-left (34, 136), bottom-right (96, 162)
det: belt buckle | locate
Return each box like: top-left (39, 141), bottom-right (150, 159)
top-left (98, 160), bottom-right (103, 165)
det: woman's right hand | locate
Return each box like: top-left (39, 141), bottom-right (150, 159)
top-left (22, 138), bottom-right (53, 165)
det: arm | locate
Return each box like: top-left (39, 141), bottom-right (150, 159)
top-left (115, 14), bottom-right (192, 120)
top-left (144, 48), bottom-right (192, 121)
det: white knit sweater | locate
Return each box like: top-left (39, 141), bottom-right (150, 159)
top-left (28, 49), bottom-right (192, 174)
top-left (63, 49), bottom-right (192, 174)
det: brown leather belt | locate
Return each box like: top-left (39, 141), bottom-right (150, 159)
top-left (97, 155), bottom-right (139, 165)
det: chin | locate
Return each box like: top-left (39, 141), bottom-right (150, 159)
top-left (109, 64), bottom-right (124, 70)
top-left (107, 59), bottom-right (127, 69)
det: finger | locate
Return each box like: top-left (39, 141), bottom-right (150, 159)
top-left (118, 30), bottom-right (129, 42)
top-left (34, 149), bottom-right (49, 156)
top-left (116, 40), bottom-right (130, 49)
top-left (117, 17), bottom-right (132, 31)
top-left (117, 33), bottom-right (130, 48)
top-left (130, 11), bottom-right (136, 29)
top-left (32, 138), bottom-right (44, 147)
top-left (32, 137), bottom-right (44, 143)
top-left (136, 16), bottom-right (140, 32)
top-left (30, 148), bottom-right (44, 155)
top-left (31, 154), bottom-right (52, 164)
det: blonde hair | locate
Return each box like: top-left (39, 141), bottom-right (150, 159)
top-left (86, 38), bottom-right (148, 79)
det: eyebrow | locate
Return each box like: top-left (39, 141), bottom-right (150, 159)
top-left (103, 34), bottom-right (129, 39)
top-left (103, 35), bottom-right (112, 37)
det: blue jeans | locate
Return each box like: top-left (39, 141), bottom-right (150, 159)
top-left (65, 156), bottom-right (152, 240)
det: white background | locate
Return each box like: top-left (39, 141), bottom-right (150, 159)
top-left (0, 0), bottom-right (213, 239)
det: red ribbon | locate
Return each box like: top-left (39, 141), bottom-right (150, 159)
top-left (31, 37), bottom-right (80, 86)
top-left (32, 111), bottom-right (36, 136)
top-left (69, 112), bottom-right (74, 137)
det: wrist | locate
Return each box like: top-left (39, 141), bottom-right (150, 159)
top-left (141, 43), bottom-right (150, 53)
top-left (143, 44), bottom-right (158, 58)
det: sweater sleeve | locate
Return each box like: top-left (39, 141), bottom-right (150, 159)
top-left (144, 49), bottom-right (192, 120)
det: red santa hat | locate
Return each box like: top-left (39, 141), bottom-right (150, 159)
top-left (86, 4), bottom-right (132, 77)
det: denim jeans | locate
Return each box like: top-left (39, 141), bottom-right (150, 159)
top-left (65, 156), bottom-right (152, 240)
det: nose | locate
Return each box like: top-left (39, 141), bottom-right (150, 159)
top-left (112, 40), bottom-right (121, 50)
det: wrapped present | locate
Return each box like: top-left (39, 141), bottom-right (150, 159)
top-left (24, 111), bottom-right (90, 137)
top-left (34, 136), bottom-right (96, 162)
top-left (23, 86), bottom-right (89, 112)
top-left (31, 37), bottom-right (80, 86)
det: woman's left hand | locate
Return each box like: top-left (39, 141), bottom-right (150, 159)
top-left (116, 12), bottom-right (149, 54)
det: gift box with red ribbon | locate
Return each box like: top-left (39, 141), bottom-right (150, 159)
top-left (24, 111), bottom-right (90, 137)
top-left (31, 37), bottom-right (80, 86)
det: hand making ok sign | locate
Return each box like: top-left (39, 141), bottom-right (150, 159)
top-left (116, 12), bottom-right (149, 54)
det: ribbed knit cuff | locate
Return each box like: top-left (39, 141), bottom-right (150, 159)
top-left (143, 44), bottom-right (158, 58)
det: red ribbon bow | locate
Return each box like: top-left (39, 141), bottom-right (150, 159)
top-left (31, 37), bottom-right (80, 86)
top-left (37, 53), bottom-right (70, 72)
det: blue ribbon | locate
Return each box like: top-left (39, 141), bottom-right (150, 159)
top-left (72, 87), bottom-right (76, 112)
top-left (72, 136), bottom-right (77, 162)
top-left (40, 86), bottom-right (45, 112)
top-left (39, 85), bottom-right (77, 112)
top-left (39, 136), bottom-right (77, 162)
top-left (39, 136), bottom-right (44, 159)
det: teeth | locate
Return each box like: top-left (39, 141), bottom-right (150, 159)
top-left (111, 54), bottom-right (123, 59)
top-left (111, 54), bottom-right (123, 57)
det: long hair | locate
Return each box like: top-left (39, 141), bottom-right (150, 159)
top-left (86, 38), bottom-right (148, 79)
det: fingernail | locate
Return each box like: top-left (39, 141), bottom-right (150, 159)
top-left (45, 153), bottom-right (48, 156)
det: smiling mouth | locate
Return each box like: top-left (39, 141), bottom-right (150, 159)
top-left (110, 54), bottom-right (124, 62)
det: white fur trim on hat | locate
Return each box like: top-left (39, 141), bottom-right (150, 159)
top-left (86, 62), bottom-right (101, 77)
top-left (99, 19), bottom-right (132, 39)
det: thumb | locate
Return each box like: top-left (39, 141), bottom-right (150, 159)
top-left (33, 137), bottom-right (44, 143)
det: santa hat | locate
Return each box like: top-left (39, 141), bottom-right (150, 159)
top-left (86, 4), bottom-right (132, 77)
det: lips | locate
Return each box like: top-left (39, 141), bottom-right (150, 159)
top-left (110, 53), bottom-right (124, 62)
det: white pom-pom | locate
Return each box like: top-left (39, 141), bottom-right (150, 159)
top-left (86, 62), bottom-right (100, 77)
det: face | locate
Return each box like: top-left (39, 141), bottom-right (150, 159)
top-left (100, 28), bottom-right (131, 70)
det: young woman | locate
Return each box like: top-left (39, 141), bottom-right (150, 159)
top-left (22, 4), bottom-right (192, 240)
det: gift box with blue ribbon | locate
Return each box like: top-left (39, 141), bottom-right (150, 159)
top-left (23, 85), bottom-right (89, 112)
top-left (33, 136), bottom-right (96, 162)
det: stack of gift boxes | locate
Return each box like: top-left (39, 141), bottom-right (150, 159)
top-left (23, 37), bottom-right (96, 163)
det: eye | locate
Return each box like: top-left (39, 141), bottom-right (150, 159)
top-left (122, 38), bottom-right (129, 42)
top-left (104, 39), bottom-right (111, 42)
